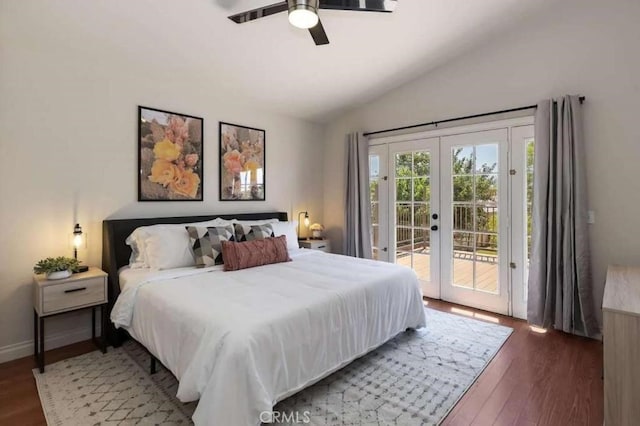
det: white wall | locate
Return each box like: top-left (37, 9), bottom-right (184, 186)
top-left (324, 0), bottom-right (640, 328)
top-left (0, 2), bottom-right (324, 361)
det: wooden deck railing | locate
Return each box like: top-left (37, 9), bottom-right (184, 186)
top-left (393, 204), bottom-right (498, 264)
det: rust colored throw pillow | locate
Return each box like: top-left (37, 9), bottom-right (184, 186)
top-left (221, 235), bottom-right (291, 271)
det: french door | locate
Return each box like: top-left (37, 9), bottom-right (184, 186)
top-left (387, 139), bottom-right (440, 298)
top-left (369, 120), bottom-right (534, 318)
top-left (440, 129), bottom-right (509, 315)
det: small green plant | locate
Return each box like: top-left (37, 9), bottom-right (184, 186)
top-left (33, 256), bottom-right (80, 274)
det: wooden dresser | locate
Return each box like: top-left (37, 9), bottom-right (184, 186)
top-left (603, 265), bottom-right (640, 425)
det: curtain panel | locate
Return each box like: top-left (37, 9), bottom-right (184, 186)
top-left (344, 132), bottom-right (373, 259)
top-left (527, 95), bottom-right (598, 337)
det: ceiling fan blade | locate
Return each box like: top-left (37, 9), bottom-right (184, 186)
top-left (309, 19), bottom-right (330, 45)
top-left (228, 1), bottom-right (288, 24)
top-left (319, 0), bottom-right (397, 12)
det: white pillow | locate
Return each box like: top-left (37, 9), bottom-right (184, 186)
top-left (144, 225), bottom-right (200, 270)
top-left (231, 218), bottom-right (280, 225)
top-left (126, 229), bottom-right (150, 268)
top-left (126, 217), bottom-right (233, 269)
top-left (270, 221), bottom-right (300, 252)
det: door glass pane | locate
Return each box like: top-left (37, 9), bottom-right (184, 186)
top-left (370, 155), bottom-right (380, 178)
top-left (396, 203), bottom-right (411, 226)
top-left (371, 197), bottom-right (379, 225)
top-left (414, 152), bottom-right (430, 176)
top-left (413, 203), bottom-right (430, 228)
top-left (396, 179), bottom-right (411, 202)
top-left (525, 138), bottom-right (535, 300)
top-left (413, 177), bottom-right (430, 202)
top-left (450, 144), bottom-right (499, 293)
top-left (475, 233), bottom-right (498, 293)
top-left (453, 176), bottom-right (473, 202)
top-left (526, 139), bottom-right (534, 257)
top-left (370, 178), bottom-right (379, 204)
top-left (453, 204), bottom-right (473, 231)
top-left (393, 149), bottom-right (433, 290)
top-left (453, 147), bottom-right (474, 174)
top-left (475, 174), bottom-right (498, 203)
top-left (395, 153), bottom-right (412, 176)
top-left (475, 254), bottom-right (498, 293)
top-left (475, 144), bottom-right (498, 172)
top-left (396, 227), bottom-right (412, 252)
top-left (413, 228), bottom-right (431, 283)
top-left (475, 205), bottom-right (498, 233)
top-left (369, 153), bottom-right (381, 256)
top-left (453, 232), bottom-right (474, 288)
top-left (372, 225), bottom-right (379, 248)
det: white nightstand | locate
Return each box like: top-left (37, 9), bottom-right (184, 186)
top-left (299, 239), bottom-right (331, 253)
top-left (33, 267), bottom-right (108, 372)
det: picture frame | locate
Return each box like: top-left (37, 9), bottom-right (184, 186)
top-left (219, 121), bottom-right (266, 201)
top-left (138, 106), bottom-right (203, 201)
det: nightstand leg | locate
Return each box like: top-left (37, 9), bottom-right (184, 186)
top-left (39, 316), bottom-right (45, 373)
top-left (33, 310), bottom-right (38, 359)
top-left (100, 305), bottom-right (107, 354)
top-left (91, 306), bottom-right (96, 341)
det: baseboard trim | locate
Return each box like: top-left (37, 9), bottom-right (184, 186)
top-left (0, 325), bottom-right (96, 364)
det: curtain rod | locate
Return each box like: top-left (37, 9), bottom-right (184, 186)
top-left (363, 96), bottom-right (586, 137)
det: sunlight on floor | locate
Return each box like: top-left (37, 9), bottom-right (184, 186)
top-left (474, 313), bottom-right (500, 324)
top-left (451, 307), bottom-right (474, 317)
top-left (529, 325), bottom-right (547, 334)
top-left (451, 307), bottom-right (500, 323)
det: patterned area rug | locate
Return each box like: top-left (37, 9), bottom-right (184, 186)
top-left (34, 308), bottom-right (512, 425)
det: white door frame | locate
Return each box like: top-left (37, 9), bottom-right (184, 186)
top-left (370, 116), bottom-right (534, 317)
top-left (440, 128), bottom-right (509, 315)
top-left (510, 124), bottom-right (535, 319)
top-left (388, 138), bottom-right (440, 298)
top-left (369, 144), bottom-right (390, 261)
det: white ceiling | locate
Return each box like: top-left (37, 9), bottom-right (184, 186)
top-left (28, 0), bottom-right (556, 122)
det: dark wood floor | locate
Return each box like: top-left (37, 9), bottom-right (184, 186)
top-left (0, 299), bottom-right (603, 425)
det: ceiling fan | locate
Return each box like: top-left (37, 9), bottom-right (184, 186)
top-left (228, 0), bottom-right (398, 46)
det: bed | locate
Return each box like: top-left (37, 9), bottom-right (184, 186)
top-left (102, 212), bottom-right (426, 425)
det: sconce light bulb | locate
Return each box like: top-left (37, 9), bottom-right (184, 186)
top-left (73, 234), bottom-right (83, 249)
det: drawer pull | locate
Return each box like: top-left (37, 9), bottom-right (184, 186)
top-left (64, 287), bottom-right (87, 294)
top-left (317, 245), bottom-right (326, 249)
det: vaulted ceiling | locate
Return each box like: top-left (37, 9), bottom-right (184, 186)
top-left (20, 0), bottom-right (557, 122)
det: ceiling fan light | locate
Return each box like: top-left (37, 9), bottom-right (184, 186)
top-left (288, 0), bottom-right (319, 29)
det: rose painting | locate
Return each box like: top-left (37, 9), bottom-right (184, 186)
top-left (138, 106), bottom-right (203, 201)
top-left (219, 122), bottom-right (265, 201)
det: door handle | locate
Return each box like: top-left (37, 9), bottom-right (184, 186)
top-left (431, 225), bottom-right (438, 231)
top-left (382, 247), bottom-right (388, 252)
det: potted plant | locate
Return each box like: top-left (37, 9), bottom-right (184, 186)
top-left (33, 256), bottom-right (81, 280)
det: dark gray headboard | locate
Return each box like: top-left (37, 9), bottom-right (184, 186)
top-left (102, 211), bottom-right (288, 345)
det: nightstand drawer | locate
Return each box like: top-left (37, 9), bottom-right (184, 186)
top-left (299, 239), bottom-right (331, 253)
top-left (42, 277), bottom-right (106, 314)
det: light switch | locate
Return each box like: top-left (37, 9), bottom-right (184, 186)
top-left (587, 210), bottom-right (595, 224)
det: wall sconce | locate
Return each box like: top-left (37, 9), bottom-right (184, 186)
top-left (72, 223), bottom-right (89, 272)
top-left (297, 211), bottom-right (309, 241)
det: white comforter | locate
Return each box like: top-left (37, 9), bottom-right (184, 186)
top-left (111, 250), bottom-right (426, 426)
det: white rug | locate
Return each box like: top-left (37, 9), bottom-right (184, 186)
top-left (34, 308), bottom-right (512, 425)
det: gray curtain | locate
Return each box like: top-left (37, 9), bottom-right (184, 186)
top-left (527, 95), bottom-right (598, 337)
top-left (344, 132), bottom-right (373, 259)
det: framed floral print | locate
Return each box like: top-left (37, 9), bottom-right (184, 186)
top-left (138, 106), bottom-right (203, 201)
top-left (219, 122), bottom-right (265, 201)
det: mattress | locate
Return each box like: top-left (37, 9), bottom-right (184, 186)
top-left (111, 250), bottom-right (426, 425)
